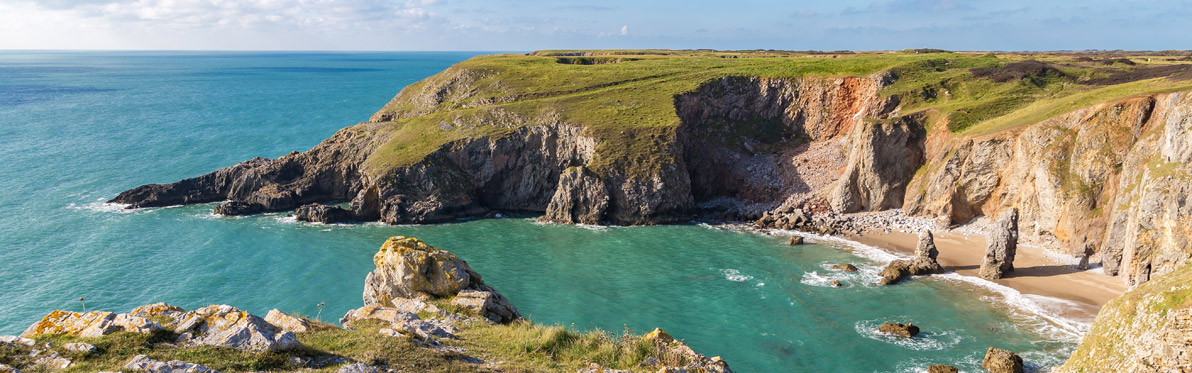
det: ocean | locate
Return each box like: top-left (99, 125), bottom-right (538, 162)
top-left (0, 51), bottom-right (1078, 372)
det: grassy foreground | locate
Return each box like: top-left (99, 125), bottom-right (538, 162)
top-left (360, 49), bottom-right (1192, 176)
top-left (1, 311), bottom-right (692, 372)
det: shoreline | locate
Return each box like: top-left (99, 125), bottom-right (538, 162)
top-left (847, 229), bottom-right (1126, 324)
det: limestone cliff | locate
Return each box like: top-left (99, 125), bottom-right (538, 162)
top-left (903, 93), bottom-right (1192, 286)
top-left (1057, 263), bottom-right (1192, 372)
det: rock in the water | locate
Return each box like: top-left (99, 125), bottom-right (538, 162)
top-left (787, 236), bottom-right (804, 245)
top-left (915, 230), bottom-right (938, 261)
top-left (927, 364), bottom-right (958, 373)
top-left (982, 347), bottom-right (1024, 373)
top-left (979, 209), bottom-right (1019, 280)
top-left (828, 280), bottom-right (843, 287)
top-left (172, 305), bottom-right (299, 351)
top-left (877, 257), bottom-right (942, 285)
top-left (295, 203), bottom-right (356, 224)
top-left (335, 362), bottom-right (380, 373)
top-left (363, 236), bottom-right (483, 304)
top-left (64, 342), bottom-right (97, 354)
top-left (876, 322), bottom-right (919, 338)
top-left (264, 309), bottom-right (310, 334)
top-left (21, 310), bottom-right (160, 338)
top-left (125, 354), bottom-right (218, 372)
top-left (212, 200), bottom-right (264, 216)
top-left (829, 263), bottom-right (859, 272)
top-left (450, 288), bottom-right (521, 324)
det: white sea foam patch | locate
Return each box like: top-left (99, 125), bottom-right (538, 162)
top-left (531, 218), bottom-right (610, 231)
top-left (800, 271), bottom-right (845, 287)
top-left (854, 319), bottom-right (965, 351)
top-left (936, 272), bottom-right (1089, 342)
top-left (68, 200), bottom-right (133, 213)
top-left (720, 269), bottom-right (754, 282)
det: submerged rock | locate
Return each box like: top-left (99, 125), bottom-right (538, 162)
top-left (787, 236), bottom-right (805, 245)
top-left (125, 354), bottom-right (218, 373)
top-left (172, 305), bottom-right (299, 351)
top-left (927, 364), bottom-right (958, 373)
top-left (979, 209), bottom-right (1019, 280)
top-left (876, 322), bottom-right (919, 338)
top-left (363, 236), bottom-right (482, 304)
top-left (829, 263), bottom-right (859, 272)
top-left (982, 347), bottom-right (1024, 373)
top-left (21, 310), bottom-right (160, 338)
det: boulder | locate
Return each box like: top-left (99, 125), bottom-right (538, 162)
top-left (829, 263), bottom-right (859, 272)
top-left (0, 335), bottom-right (36, 346)
top-left (450, 288), bottom-right (521, 324)
top-left (212, 200), bottom-right (264, 216)
top-left (32, 351), bottom-right (72, 369)
top-left (264, 309), bottom-right (311, 333)
top-left (876, 322), bottom-right (919, 338)
top-left (982, 347), bottom-right (1024, 373)
top-left (172, 305), bottom-right (299, 351)
top-left (64, 342), bottom-right (97, 354)
top-left (295, 203), bottom-right (356, 224)
top-left (21, 310), bottom-right (160, 338)
top-left (787, 236), bottom-right (804, 245)
top-left (876, 258), bottom-right (942, 285)
top-left (979, 209), bottom-right (1019, 280)
top-left (362, 236), bottom-right (483, 304)
top-left (927, 365), bottom-right (958, 373)
top-left (335, 362), bottom-right (380, 373)
top-left (828, 280), bottom-right (843, 287)
top-left (124, 354), bottom-right (217, 372)
top-left (129, 303), bottom-right (186, 321)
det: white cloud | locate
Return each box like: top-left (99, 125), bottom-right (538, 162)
top-left (619, 24), bottom-right (628, 35)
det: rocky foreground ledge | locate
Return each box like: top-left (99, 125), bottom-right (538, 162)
top-left (0, 237), bottom-right (730, 373)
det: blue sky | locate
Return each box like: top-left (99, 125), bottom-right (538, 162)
top-left (0, 0), bottom-right (1188, 51)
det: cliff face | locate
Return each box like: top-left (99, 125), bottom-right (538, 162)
top-left (902, 93), bottom-right (1192, 286)
top-left (1058, 263), bottom-right (1192, 372)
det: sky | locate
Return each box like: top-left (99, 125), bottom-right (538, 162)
top-left (0, 0), bottom-right (1189, 51)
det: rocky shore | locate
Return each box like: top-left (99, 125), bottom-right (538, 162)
top-left (0, 237), bottom-right (731, 373)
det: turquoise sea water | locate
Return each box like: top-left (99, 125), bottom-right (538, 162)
top-left (0, 51), bottom-right (1079, 372)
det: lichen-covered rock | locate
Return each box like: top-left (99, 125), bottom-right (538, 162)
top-left (340, 304), bottom-right (421, 327)
top-left (363, 236), bottom-right (482, 304)
top-left (130, 303), bottom-right (186, 320)
top-left (21, 310), bottom-right (160, 338)
top-left (542, 166), bottom-right (609, 225)
top-left (1057, 263), bottom-right (1192, 372)
top-left (172, 305), bottom-right (299, 351)
top-left (982, 347), bottom-right (1024, 373)
top-left (640, 328), bottom-right (732, 373)
top-left (876, 322), bottom-right (919, 338)
top-left (0, 363), bottom-right (18, 373)
top-left (264, 309), bottom-right (310, 334)
top-left (451, 288), bottom-right (521, 324)
top-left (979, 209), bottom-right (1019, 280)
top-left (124, 354), bottom-right (218, 372)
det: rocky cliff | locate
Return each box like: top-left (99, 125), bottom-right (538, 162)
top-left (111, 50), bottom-right (1192, 287)
top-left (1057, 262), bottom-right (1192, 372)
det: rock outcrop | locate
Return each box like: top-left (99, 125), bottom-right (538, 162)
top-left (877, 230), bottom-right (943, 285)
top-left (125, 354), bottom-right (217, 373)
top-left (265, 309), bottom-right (311, 334)
top-left (927, 364), bottom-right (958, 373)
top-left (295, 203), bottom-right (357, 224)
top-left (979, 209), bottom-right (1019, 280)
top-left (361, 236), bottom-right (521, 324)
top-left (171, 305), bottom-right (300, 351)
top-left (876, 322), bottom-right (919, 338)
top-left (641, 328), bottom-right (732, 373)
top-left (982, 347), bottom-right (1024, 373)
top-left (21, 310), bottom-right (160, 338)
top-left (1057, 263), bottom-right (1192, 372)
top-left (541, 166), bottom-right (608, 224)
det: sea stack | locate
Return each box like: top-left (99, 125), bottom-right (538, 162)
top-left (877, 230), bottom-right (943, 285)
top-left (979, 209), bottom-right (1019, 280)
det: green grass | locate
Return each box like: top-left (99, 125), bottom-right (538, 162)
top-left (355, 50), bottom-right (1192, 177)
top-left (454, 321), bottom-right (690, 372)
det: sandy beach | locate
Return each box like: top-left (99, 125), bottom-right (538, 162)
top-left (850, 230), bottom-right (1127, 323)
